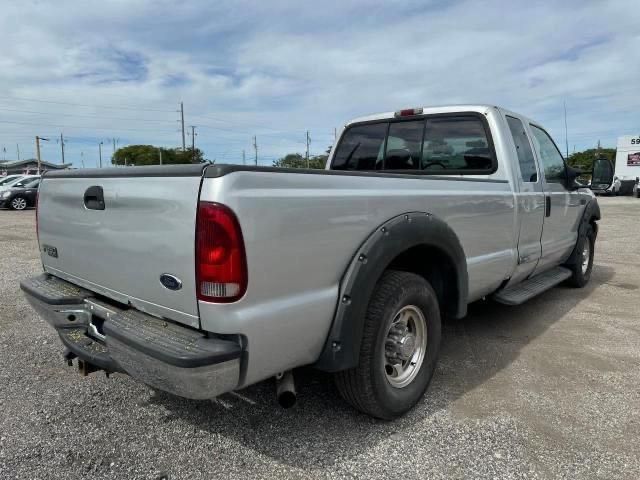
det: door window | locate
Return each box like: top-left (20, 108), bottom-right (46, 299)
top-left (530, 125), bottom-right (566, 183)
top-left (506, 116), bottom-right (537, 183)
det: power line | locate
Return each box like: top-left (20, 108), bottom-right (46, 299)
top-left (0, 95), bottom-right (174, 112)
top-left (0, 119), bottom-right (176, 133)
top-left (0, 106), bottom-right (178, 124)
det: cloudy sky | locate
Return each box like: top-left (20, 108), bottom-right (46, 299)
top-left (0, 0), bottom-right (638, 168)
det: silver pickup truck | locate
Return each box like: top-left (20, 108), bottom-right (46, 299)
top-left (21, 104), bottom-right (614, 419)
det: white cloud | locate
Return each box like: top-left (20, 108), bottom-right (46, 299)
top-left (0, 0), bottom-right (638, 166)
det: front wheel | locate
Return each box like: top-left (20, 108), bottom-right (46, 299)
top-left (334, 270), bottom-right (441, 419)
top-left (566, 225), bottom-right (595, 287)
top-left (10, 196), bottom-right (28, 211)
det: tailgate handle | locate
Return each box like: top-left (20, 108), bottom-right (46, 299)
top-left (84, 186), bottom-right (105, 210)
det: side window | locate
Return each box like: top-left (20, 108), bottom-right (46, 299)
top-left (506, 116), bottom-right (537, 183)
top-left (422, 116), bottom-right (494, 172)
top-left (384, 120), bottom-right (424, 170)
top-left (529, 125), bottom-right (566, 183)
top-left (331, 123), bottom-right (387, 170)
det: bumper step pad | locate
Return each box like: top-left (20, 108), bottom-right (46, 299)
top-left (20, 273), bottom-right (92, 305)
top-left (104, 309), bottom-right (241, 368)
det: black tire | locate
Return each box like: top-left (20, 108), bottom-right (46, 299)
top-left (334, 270), bottom-right (441, 419)
top-left (567, 224), bottom-right (595, 288)
top-left (9, 196), bottom-right (28, 211)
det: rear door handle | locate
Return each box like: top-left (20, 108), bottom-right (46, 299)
top-left (545, 195), bottom-right (551, 217)
top-left (84, 186), bottom-right (105, 210)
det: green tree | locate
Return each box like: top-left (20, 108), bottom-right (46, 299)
top-left (272, 151), bottom-right (329, 169)
top-left (112, 145), bottom-right (208, 166)
top-left (567, 148), bottom-right (616, 171)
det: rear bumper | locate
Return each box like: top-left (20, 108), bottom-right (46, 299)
top-left (20, 273), bottom-right (242, 399)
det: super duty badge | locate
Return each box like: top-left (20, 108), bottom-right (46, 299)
top-left (42, 245), bottom-right (58, 258)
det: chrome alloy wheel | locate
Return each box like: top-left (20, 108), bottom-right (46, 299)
top-left (581, 240), bottom-right (591, 275)
top-left (11, 197), bottom-right (27, 210)
top-left (383, 305), bottom-right (428, 388)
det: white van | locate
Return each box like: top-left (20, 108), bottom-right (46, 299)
top-left (614, 136), bottom-right (640, 195)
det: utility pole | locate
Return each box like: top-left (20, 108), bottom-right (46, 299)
top-left (16, 144), bottom-right (20, 161)
top-left (563, 101), bottom-right (569, 159)
top-left (242, 149), bottom-right (246, 165)
top-left (189, 126), bottom-right (197, 163)
top-left (180, 102), bottom-right (186, 151)
top-left (159, 148), bottom-right (163, 165)
top-left (99, 141), bottom-right (103, 168)
top-left (334, 127), bottom-right (337, 142)
top-left (305, 130), bottom-right (310, 168)
top-left (60, 133), bottom-right (65, 165)
top-left (35, 136), bottom-right (49, 174)
top-left (80, 151), bottom-right (85, 168)
top-left (253, 136), bottom-right (258, 165)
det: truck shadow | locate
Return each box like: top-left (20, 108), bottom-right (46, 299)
top-left (148, 264), bottom-right (615, 469)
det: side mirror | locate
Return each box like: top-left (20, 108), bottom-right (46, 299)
top-left (589, 158), bottom-right (614, 191)
top-left (565, 166), bottom-right (584, 190)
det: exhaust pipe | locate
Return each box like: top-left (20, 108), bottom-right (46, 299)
top-left (275, 370), bottom-right (296, 408)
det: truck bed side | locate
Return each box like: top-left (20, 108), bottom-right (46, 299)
top-left (198, 169), bottom-right (516, 386)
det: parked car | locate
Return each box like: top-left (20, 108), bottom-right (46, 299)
top-left (0, 174), bottom-right (26, 186)
top-left (21, 105), bottom-right (614, 419)
top-left (0, 178), bottom-right (40, 210)
top-left (591, 173), bottom-right (621, 195)
top-left (0, 174), bottom-right (40, 193)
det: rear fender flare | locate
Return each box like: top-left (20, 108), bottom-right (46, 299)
top-left (313, 211), bottom-right (468, 372)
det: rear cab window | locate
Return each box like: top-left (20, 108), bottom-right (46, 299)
top-left (332, 113), bottom-right (497, 174)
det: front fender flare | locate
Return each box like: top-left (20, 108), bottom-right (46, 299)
top-left (565, 198), bottom-right (601, 266)
top-left (313, 212), bottom-right (468, 372)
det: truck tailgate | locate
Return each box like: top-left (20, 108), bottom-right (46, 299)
top-left (37, 165), bottom-right (206, 328)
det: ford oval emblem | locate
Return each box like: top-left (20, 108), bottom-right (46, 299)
top-left (160, 274), bottom-right (182, 291)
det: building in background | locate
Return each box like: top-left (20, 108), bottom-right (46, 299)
top-left (0, 159), bottom-right (72, 175)
top-left (615, 136), bottom-right (640, 195)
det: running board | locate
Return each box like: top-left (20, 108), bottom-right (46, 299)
top-left (492, 267), bottom-right (572, 306)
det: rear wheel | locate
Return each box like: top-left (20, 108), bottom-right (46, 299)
top-left (567, 225), bottom-right (595, 287)
top-left (334, 270), bottom-right (441, 419)
top-left (10, 196), bottom-right (28, 211)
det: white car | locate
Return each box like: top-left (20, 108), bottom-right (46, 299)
top-left (0, 175), bottom-right (40, 193)
top-left (0, 174), bottom-right (25, 187)
top-left (607, 176), bottom-right (622, 195)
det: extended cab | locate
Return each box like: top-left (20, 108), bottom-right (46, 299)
top-left (21, 105), bottom-right (614, 419)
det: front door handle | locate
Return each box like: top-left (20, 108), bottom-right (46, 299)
top-left (545, 195), bottom-right (551, 217)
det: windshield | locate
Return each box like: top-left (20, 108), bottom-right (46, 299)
top-left (0, 175), bottom-right (22, 186)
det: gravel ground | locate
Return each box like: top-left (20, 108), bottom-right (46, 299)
top-left (0, 196), bottom-right (639, 479)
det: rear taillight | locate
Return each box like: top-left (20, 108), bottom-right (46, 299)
top-left (195, 202), bottom-right (247, 302)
